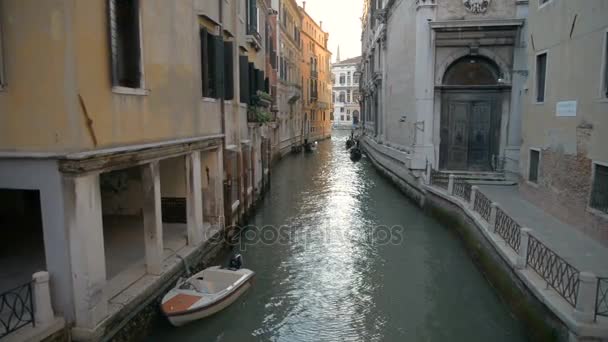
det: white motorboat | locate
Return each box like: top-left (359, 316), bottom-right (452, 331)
top-left (161, 255), bottom-right (254, 327)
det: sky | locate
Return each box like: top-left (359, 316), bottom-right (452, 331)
top-left (296, 0), bottom-right (364, 63)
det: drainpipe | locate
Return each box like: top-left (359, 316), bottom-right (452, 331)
top-left (218, 0), bottom-right (231, 229)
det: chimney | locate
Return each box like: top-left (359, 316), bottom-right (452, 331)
top-left (303, 1), bottom-right (306, 10)
top-left (320, 21), bottom-right (323, 29)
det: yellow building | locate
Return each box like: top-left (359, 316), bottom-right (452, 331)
top-left (299, 3), bottom-right (332, 142)
top-left (0, 0), bottom-right (273, 340)
top-left (277, 0), bottom-right (303, 155)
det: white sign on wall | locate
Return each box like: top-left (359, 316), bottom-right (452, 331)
top-left (556, 100), bottom-right (577, 117)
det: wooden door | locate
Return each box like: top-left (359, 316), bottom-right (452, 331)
top-left (468, 101), bottom-right (492, 170)
top-left (446, 101), bottom-right (470, 170)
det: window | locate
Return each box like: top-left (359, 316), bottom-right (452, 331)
top-left (339, 92), bottom-right (345, 103)
top-left (347, 71), bottom-right (351, 85)
top-left (340, 115), bottom-right (344, 121)
top-left (340, 107), bottom-right (345, 113)
top-left (239, 55), bottom-right (250, 104)
top-left (529, 149), bottom-right (540, 183)
top-left (347, 90), bottom-right (351, 103)
top-left (536, 52), bottom-right (547, 103)
top-left (246, 0), bottom-right (258, 34)
top-left (590, 163), bottom-right (608, 214)
top-left (109, 0), bottom-right (143, 89)
top-left (223, 41), bottom-right (234, 100)
top-left (347, 109), bottom-right (351, 114)
top-left (603, 32), bottom-right (608, 98)
top-left (339, 73), bottom-right (345, 85)
top-left (200, 26), bottom-right (224, 99)
top-left (347, 115), bottom-right (350, 121)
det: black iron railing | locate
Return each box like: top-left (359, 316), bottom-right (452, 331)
top-left (526, 235), bottom-right (580, 307)
top-left (453, 179), bottom-right (472, 202)
top-left (596, 277), bottom-right (608, 321)
top-left (0, 282), bottom-right (35, 338)
top-left (430, 169), bottom-right (448, 190)
top-left (473, 191), bottom-right (492, 222)
top-left (494, 207), bottom-right (522, 252)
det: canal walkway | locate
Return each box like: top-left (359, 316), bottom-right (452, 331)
top-left (478, 185), bottom-right (608, 278)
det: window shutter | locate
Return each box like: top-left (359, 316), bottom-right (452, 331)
top-left (239, 55), bottom-right (250, 104)
top-left (249, 0), bottom-right (257, 33)
top-left (200, 27), bottom-right (209, 97)
top-left (211, 34), bottom-right (225, 99)
top-left (256, 69), bottom-right (264, 92)
top-left (224, 41), bottom-right (234, 100)
top-left (248, 62), bottom-right (256, 103)
top-left (108, 0), bottom-right (119, 86)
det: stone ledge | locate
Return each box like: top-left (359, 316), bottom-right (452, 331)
top-left (3, 317), bottom-right (66, 342)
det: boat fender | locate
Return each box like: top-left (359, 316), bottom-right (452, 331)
top-left (229, 254), bottom-right (243, 270)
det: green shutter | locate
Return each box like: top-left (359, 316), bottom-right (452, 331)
top-left (223, 41), bottom-right (234, 100)
top-left (200, 27), bottom-right (209, 97)
top-left (239, 56), bottom-right (250, 104)
top-left (212, 34), bottom-right (225, 99)
top-left (248, 62), bottom-right (256, 104)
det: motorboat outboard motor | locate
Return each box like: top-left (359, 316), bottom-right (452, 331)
top-left (229, 254), bottom-right (243, 270)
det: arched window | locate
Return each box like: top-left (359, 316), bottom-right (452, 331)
top-left (339, 91), bottom-right (345, 103)
top-left (443, 56), bottom-right (500, 86)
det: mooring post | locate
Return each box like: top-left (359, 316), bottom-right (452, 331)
top-left (425, 162), bottom-right (432, 185)
top-left (574, 272), bottom-right (598, 323)
top-left (517, 228), bottom-right (532, 269)
top-left (448, 174), bottom-right (455, 195)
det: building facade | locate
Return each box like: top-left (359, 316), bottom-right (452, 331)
top-left (300, 2), bottom-right (332, 142)
top-left (276, 0), bottom-right (303, 156)
top-left (0, 0), bottom-right (274, 339)
top-left (519, 0), bottom-right (608, 243)
top-left (360, 0), bottom-right (527, 173)
top-left (332, 55), bottom-right (362, 129)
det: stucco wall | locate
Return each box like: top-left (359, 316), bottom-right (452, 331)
top-left (520, 0), bottom-right (608, 243)
top-left (384, 1), bottom-right (417, 148)
top-left (0, 0), bottom-right (224, 153)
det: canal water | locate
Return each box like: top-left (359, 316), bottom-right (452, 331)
top-left (146, 131), bottom-right (527, 341)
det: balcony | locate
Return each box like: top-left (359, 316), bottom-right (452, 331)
top-left (247, 106), bottom-right (277, 124)
top-left (288, 84), bottom-right (301, 104)
top-left (246, 28), bottom-right (262, 51)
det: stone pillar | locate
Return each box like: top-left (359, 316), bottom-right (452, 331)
top-left (470, 186), bottom-right (479, 209)
top-left (141, 161), bottom-right (163, 276)
top-left (447, 174), bottom-right (455, 195)
top-left (574, 272), bottom-right (598, 323)
top-left (490, 202), bottom-right (499, 229)
top-left (186, 151), bottom-right (204, 246)
top-left (426, 162), bottom-right (432, 185)
top-left (64, 173), bottom-right (107, 329)
top-left (413, 0), bottom-right (437, 168)
top-left (33, 271), bottom-right (54, 326)
top-left (516, 227), bottom-right (532, 269)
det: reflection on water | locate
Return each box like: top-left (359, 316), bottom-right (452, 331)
top-left (146, 131), bottom-right (526, 342)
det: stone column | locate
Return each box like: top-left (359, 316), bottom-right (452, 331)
top-left (33, 271), bottom-right (54, 326)
top-left (447, 174), bottom-right (455, 195)
top-left (574, 272), bottom-right (598, 323)
top-left (186, 151), bottom-right (204, 246)
top-left (64, 173), bottom-right (107, 329)
top-left (490, 202), bottom-right (499, 229)
top-left (141, 161), bottom-right (163, 276)
top-left (516, 227), bottom-right (532, 269)
top-left (470, 186), bottom-right (479, 209)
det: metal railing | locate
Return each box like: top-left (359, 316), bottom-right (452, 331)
top-left (596, 277), bottom-right (608, 321)
top-left (494, 207), bottom-right (522, 252)
top-left (453, 179), bottom-right (472, 202)
top-left (526, 235), bottom-right (580, 307)
top-left (430, 169), bottom-right (448, 190)
top-left (0, 282), bottom-right (35, 338)
top-left (473, 191), bottom-right (492, 222)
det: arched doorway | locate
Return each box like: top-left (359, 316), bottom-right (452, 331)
top-left (439, 56), bottom-right (506, 171)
